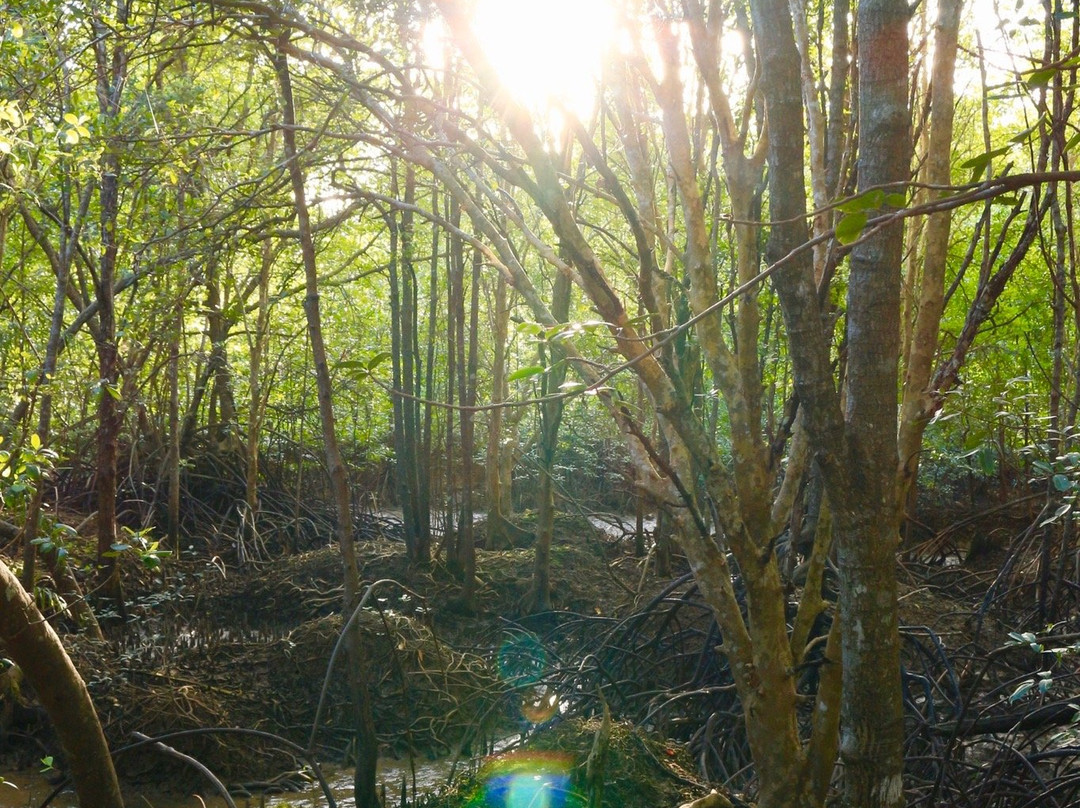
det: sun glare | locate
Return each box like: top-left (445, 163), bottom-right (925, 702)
top-left (469, 0), bottom-right (617, 117)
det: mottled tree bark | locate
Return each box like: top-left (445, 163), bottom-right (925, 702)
top-left (0, 559), bottom-right (123, 808)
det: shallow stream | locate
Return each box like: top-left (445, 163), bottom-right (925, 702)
top-left (0, 755), bottom-right (457, 808)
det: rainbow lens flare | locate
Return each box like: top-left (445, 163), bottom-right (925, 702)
top-left (465, 751), bottom-right (585, 808)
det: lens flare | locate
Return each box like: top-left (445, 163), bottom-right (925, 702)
top-left (465, 751), bottom-right (585, 808)
top-left (520, 686), bottom-right (560, 724)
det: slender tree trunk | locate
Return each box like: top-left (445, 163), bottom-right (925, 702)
top-left (273, 40), bottom-right (378, 807)
top-left (485, 273), bottom-right (512, 548)
top-left (400, 166), bottom-right (423, 557)
top-left (167, 302), bottom-right (181, 550)
top-left (204, 257), bottom-right (237, 446)
top-left (445, 202), bottom-right (463, 565)
top-left (532, 271), bottom-right (571, 612)
top-left (455, 246), bottom-right (481, 610)
top-left (91, 6), bottom-right (128, 614)
top-left (388, 165), bottom-right (430, 563)
top-left (21, 180), bottom-right (82, 590)
top-left (896, 0), bottom-right (963, 504)
top-left (245, 239), bottom-right (273, 548)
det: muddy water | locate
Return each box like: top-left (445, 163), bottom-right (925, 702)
top-left (0, 756), bottom-right (458, 808)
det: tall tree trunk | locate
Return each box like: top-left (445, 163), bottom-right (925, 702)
top-left (388, 165), bottom-right (430, 563)
top-left (749, 0), bottom-right (907, 803)
top-left (273, 40), bottom-right (378, 808)
top-left (485, 273), bottom-right (513, 548)
top-left (167, 300), bottom-right (181, 550)
top-left (896, 0), bottom-right (964, 505)
top-left (91, 5), bottom-right (129, 614)
top-left (454, 246), bottom-right (481, 611)
top-left (445, 202), bottom-right (464, 565)
top-left (21, 180), bottom-right (82, 589)
top-left (832, 1), bottom-right (909, 804)
top-left (204, 257), bottom-right (237, 446)
top-left (244, 239), bottom-right (273, 549)
top-left (532, 271), bottom-right (571, 612)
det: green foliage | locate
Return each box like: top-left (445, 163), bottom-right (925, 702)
top-left (0, 436), bottom-right (56, 512)
top-left (1005, 632), bottom-right (1080, 704)
top-left (105, 526), bottom-right (171, 571)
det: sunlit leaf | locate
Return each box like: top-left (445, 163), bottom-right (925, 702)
top-left (1040, 503), bottom-right (1072, 527)
top-left (515, 322), bottom-right (544, 338)
top-left (508, 365), bottom-right (545, 382)
top-left (1008, 680), bottom-right (1034, 703)
top-left (1024, 68), bottom-right (1056, 89)
top-left (835, 189), bottom-right (885, 214)
top-left (835, 212), bottom-right (868, 245)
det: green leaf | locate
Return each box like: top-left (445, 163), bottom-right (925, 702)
top-left (1052, 473), bottom-right (1073, 492)
top-left (1040, 503), bottom-right (1072, 527)
top-left (514, 322), bottom-right (544, 338)
top-left (1008, 680), bottom-right (1035, 703)
top-left (960, 146), bottom-right (1010, 173)
top-left (1010, 120), bottom-right (1044, 143)
top-left (835, 212), bottom-right (868, 245)
top-left (367, 351), bottom-right (392, 371)
top-left (508, 365), bottom-right (545, 382)
top-left (1008, 631), bottom-right (1039, 648)
top-left (835, 189), bottom-right (885, 214)
top-left (1024, 67), bottom-right (1056, 89)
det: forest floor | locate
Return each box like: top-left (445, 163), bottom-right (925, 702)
top-left (2, 512), bottom-right (707, 807)
top-left (3, 498), bottom-right (1077, 808)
